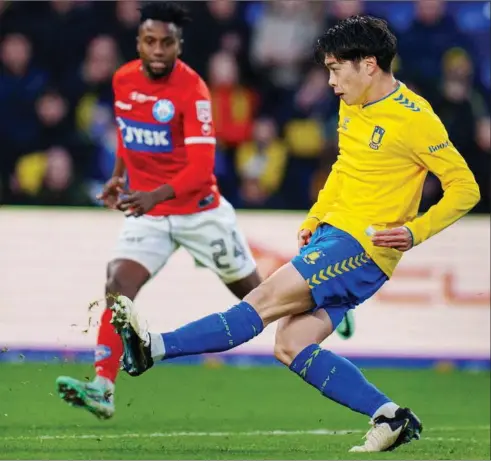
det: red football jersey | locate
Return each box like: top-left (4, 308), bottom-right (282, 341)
top-left (113, 59), bottom-right (220, 216)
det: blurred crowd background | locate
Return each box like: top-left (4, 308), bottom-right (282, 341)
top-left (0, 0), bottom-right (489, 213)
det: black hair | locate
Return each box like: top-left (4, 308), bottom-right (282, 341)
top-left (315, 15), bottom-right (397, 73)
top-left (139, 1), bottom-right (192, 28)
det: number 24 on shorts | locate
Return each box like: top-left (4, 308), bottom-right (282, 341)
top-left (210, 231), bottom-right (247, 270)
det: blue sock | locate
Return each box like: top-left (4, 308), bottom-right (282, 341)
top-left (290, 344), bottom-right (391, 416)
top-left (161, 301), bottom-right (263, 359)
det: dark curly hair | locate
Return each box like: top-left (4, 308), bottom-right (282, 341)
top-left (139, 1), bottom-right (192, 28)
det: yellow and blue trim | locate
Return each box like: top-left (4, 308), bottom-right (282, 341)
top-left (292, 224), bottom-right (388, 329)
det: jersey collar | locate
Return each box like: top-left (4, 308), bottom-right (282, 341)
top-left (362, 81), bottom-right (402, 109)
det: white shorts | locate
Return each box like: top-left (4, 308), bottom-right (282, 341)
top-left (112, 198), bottom-right (256, 284)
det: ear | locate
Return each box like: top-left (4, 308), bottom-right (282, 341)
top-left (136, 35), bottom-right (141, 55)
top-left (177, 38), bottom-right (184, 57)
top-left (364, 56), bottom-right (378, 76)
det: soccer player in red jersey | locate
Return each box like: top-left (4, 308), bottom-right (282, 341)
top-left (55, 2), bottom-right (261, 419)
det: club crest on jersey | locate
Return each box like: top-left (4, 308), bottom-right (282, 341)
top-left (303, 250), bottom-right (324, 265)
top-left (152, 99), bottom-right (175, 123)
top-left (369, 126), bottom-right (385, 150)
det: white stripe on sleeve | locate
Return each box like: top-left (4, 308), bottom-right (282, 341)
top-left (184, 137), bottom-right (217, 145)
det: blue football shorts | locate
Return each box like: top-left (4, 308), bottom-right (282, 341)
top-left (291, 224), bottom-right (388, 329)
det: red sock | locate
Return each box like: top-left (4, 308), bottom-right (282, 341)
top-left (95, 308), bottom-right (123, 383)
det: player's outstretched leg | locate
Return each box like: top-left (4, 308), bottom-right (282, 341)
top-left (110, 294), bottom-right (266, 376)
top-left (56, 259), bottom-right (150, 419)
top-left (111, 251), bottom-right (263, 376)
top-left (109, 262), bottom-right (311, 376)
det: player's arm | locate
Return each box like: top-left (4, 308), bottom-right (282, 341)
top-left (403, 113), bottom-right (480, 245)
top-left (111, 73), bottom-right (127, 181)
top-left (298, 166), bottom-right (340, 247)
top-left (151, 81), bottom-right (216, 203)
top-left (97, 76), bottom-right (127, 208)
top-left (97, 146), bottom-right (127, 207)
top-left (112, 152), bottom-right (126, 178)
top-left (374, 112), bottom-right (480, 250)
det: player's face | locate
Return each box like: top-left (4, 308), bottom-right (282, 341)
top-left (137, 20), bottom-right (182, 79)
top-left (325, 55), bottom-right (372, 105)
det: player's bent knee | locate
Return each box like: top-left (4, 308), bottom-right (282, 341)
top-left (273, 341), bottom-right (291, 366)
top-left (105, 259), bottom-right (150, 301)
top-left (273, 336), bottom-right (304, 367)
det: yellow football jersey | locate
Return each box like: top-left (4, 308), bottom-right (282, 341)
top-left (300, 82), bottom-right (480, 277)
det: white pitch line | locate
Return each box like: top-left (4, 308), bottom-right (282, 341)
top-left (424, 437), bottom-right (480, 443)
top-left (1, 426), bottom-right (488, 443)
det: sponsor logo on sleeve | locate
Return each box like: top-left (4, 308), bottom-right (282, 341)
top-left (428, 140), bottom-right (449, 153)
top-left (196, 100), bottom-right (212, 123)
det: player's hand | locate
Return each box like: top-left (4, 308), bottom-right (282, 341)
top-left (96, 177), bottom-right (126, 209)
top-left (298, 229), bottom-right (313, 249)
top-left (372, 226), bottom-right (413, 252)
top-left (117, 191), bottom-right (159, 217)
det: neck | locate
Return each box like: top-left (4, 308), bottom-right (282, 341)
top-left (362, 73), bottom-right (398, 106)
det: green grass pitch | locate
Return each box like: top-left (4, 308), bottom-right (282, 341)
top-left (0, 363), bottom-right (489, 460)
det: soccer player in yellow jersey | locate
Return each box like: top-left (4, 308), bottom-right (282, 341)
top-left (109, 16), bottom-right (480, 453)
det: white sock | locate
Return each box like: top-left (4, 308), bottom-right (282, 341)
top-left (150, 332), bottom-right (166, 360)
top-left (372, 402), bottom-right (400, 420)
top-left (93, 375), bottom-right (115, 394)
